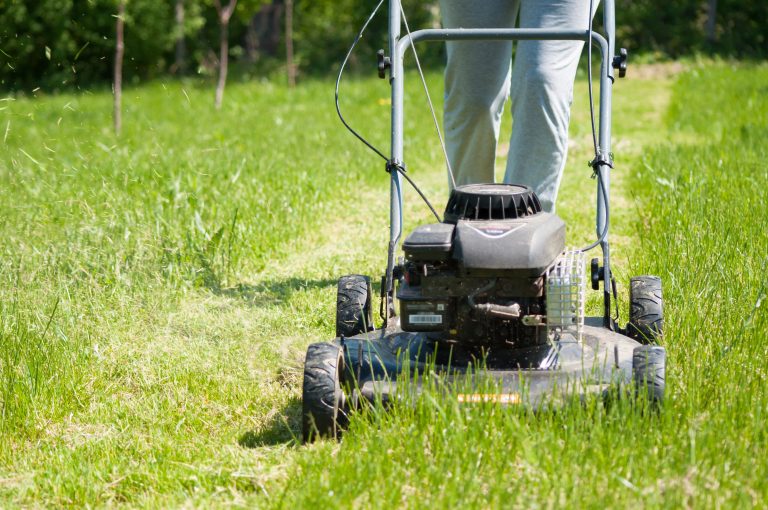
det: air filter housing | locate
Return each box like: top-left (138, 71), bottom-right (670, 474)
top-left (444, 184), bottom-right (542, 223)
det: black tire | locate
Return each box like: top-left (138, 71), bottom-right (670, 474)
top-left (627, 275), bottom-right (663, 344)
top-left (336, 275), bottom-right (373, 338)
top-left (302, 343), bottom-right (347, 442)
top-left (632, 345), bottom-right (666, 405)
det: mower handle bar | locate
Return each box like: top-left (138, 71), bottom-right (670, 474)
top-left (383, 1), bottom-right (618, 328)
top-left (391, 28), bottom-right (612, 167)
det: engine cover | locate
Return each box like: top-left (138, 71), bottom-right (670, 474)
top-left (452, 214), bottom-right (565, 277)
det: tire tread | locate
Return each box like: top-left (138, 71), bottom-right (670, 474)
top-left (632, 345), bottom-right (666, 405)
top-left (336, 275), bottom-right (373, 338)
top-left (627, 275), bottom-right (663, 344)
top-left (302, 343), bottom-right (347, 442)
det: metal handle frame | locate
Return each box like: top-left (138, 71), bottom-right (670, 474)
top-left (384, 0), bottom-right (617, 327)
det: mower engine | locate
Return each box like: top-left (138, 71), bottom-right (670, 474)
top-left (398, 184), bottom-right (584, 347)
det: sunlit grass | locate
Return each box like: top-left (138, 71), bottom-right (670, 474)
top-left (1, 62), bottom-right (766, 507)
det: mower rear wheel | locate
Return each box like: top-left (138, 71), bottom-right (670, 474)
top-left (336, 275), bottom-right (373, 338)
top-left (627, 276), bottom-right (663, 344)
top-left (632, 345), bottom-right (666, 405)
top-left (302, 342), bottom-right (348, 442)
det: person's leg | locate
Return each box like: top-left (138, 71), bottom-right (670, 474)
top-left (504, 0), bottom-right (599, 212)
top-left (440, 0), bottom-right (519, 188)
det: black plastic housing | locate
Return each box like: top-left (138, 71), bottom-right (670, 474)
top-left (444, 183), bottom-right (542, 222)
top-left (402, 223), bottom-right (454, 261)
top-left (452, 214), bottom-right (565, 277)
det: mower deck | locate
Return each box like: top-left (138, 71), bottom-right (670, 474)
top-left (340, 318), bottom-right (641, 408)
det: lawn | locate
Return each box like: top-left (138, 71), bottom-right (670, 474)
top-left (1, 62), bottom-right (766, 508)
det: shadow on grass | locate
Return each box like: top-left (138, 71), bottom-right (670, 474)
top-left (238, 396), bottom-right (303, 448)
top-left (217, 277), bottom-right (338, 307)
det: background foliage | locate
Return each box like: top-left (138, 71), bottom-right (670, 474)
top-left (1, 0), bottom-right (765, 92)
top-left (616, 0), bottom-right (767, 58)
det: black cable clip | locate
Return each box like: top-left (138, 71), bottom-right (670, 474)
top-left (588, 151), bottom-right (614, 177)
top-left (386, 160), bottom-right (406, 174)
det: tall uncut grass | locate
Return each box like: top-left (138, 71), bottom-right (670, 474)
top-left (0, 75), bottom-right (440, 506)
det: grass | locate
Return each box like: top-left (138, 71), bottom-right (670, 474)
top-left (0, 61), bottom-right (766, 507)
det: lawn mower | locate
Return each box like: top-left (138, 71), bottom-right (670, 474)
top-left (302, 0), bottom-right (665, 442)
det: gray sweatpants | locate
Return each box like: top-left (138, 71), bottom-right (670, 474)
top-left (440, 0), bottom-right (599, 211)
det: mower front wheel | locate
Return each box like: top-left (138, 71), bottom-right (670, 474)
top-left (632, 345), bottom-right (666, 406)
top-left (336, 275), bottom-right (373, 338)
top-left (302, 342), bottom-right (348, 442)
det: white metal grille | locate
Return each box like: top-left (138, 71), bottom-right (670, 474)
top-left (546, 250), bottom-right (586, 342)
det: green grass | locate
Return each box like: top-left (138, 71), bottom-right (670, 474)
top-left (1, 62), bottom-right (766, 507)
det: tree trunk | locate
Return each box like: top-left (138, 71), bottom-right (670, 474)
top-left (270, 3), bottom-right (283, 54)
top-left (245, 10), bottom-right (262, 63)
top-left (174, 0), bottom-right (187, 75)
top-left (113, 0), bottom-right (125, 135)
top-left (285, 0), bottom-right (295, 87)
top-left (705, 0), bottom-right (718, 44)
top-left (214, 0), bottom-right (237, 109)
top-left (215, 18), bottom-right (229, 109)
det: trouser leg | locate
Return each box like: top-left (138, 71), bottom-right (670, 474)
top-left (440, 0), bottom-right (519, 189)
top-left (504, 0), bottom-right (599, 212)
